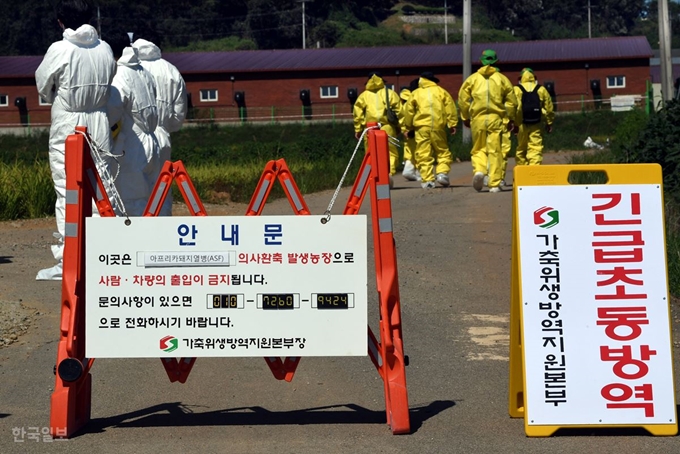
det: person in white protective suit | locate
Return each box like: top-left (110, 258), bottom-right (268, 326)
top-left (131, 38), bottom-right (188, 216)
top-left (106, 32), bottom-right (160, 217)
top-left (34, 0), bottom-right (116, 281)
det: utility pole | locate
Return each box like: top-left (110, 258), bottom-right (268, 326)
top-left (444, 0), bottom-right (448, 45)
top-left (462, 0), bottom-right (471, 143)
top-left (97, 6), bottom-right (101, 37)
top-left (298, 0), bottom-right (313, 50)
top-left (587, 0), bottom-right (592, 39)
top-left (658, 0), bottom-right (673, 103)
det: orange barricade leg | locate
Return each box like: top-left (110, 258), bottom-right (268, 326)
top-left (343, 152), bottom-right (372, 216)
top-left (274, 159), bottom-right (310, 215)
top-left (145, 160), bottom-right (207, 218)
top-left (50, 127), bottom-right (98, 438)
top-left (246, 158), bottom-right (309, 381)
top-left (144, 160), bottom-right (205, 383)
top-left (173, 161), bottom-right (207, 217)
top-left (144, 161), bottom-right (176, 217)
top-left (246, 160), bottom-right (279, 216)
top-left (247, 159), bottom-right (310, 216)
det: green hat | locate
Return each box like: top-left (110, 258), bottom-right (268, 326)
top-left (480, 49), bottom-right (498, 65)
top-left (521, 67), bottom-right (534, 76)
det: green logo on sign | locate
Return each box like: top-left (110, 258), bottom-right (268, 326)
top-left (160, 335), bottom-right (178, 352)
top-left (534, 206), bottom-right (559, 229)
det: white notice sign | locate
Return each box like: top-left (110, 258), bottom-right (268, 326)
top-left (517, 184), bottom-right (676, 426)
top-left (85, 215), bottom-right (368, 358)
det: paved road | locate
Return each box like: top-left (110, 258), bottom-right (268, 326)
top-left (1, 152), bottom-right (678, 453)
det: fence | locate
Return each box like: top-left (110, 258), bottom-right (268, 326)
top-left (187, 104), bottom-right (354, 126)
top-left (0, 92), bottom-right (655, 132)
top-left (183, 93), bottom-right (652, 126)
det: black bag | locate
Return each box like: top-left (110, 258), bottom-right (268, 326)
top-left (384, 88), bottom-right (399, 126)
top-left (518, 84), bottom-right (542, 125)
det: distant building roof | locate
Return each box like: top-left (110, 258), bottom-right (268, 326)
top-left (0, 56), bottom-right (42, 78)
top-left (163, 36), bottom-right (653, 75)
top-left (0, 36), bottom-right (653, 78)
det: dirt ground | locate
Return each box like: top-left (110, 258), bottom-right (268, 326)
top-left (0, 218), bottom-right (56, 347)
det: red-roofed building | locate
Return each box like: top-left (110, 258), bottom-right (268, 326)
top-left (0, 36), bottom-right (654, 127)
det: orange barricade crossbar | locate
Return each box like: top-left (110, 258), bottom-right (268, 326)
top-left (50, 125), bottom-right (410, 437)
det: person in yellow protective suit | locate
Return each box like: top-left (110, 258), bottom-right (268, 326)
top-left (488, 66), bottom-right (513, 188)
top-left (403, 72), bottom-right (458, 189)
top-left (486, 111), bottom-right (512, 188)
top-left (498, 64), bottom-right (514, 186)
top-left (399, 84), bottom-right (419, 181)
top-left (458, 50), bottom-right (517, 193)
top-left (514, 68), bottom-right (554, 166)
top-left (500, 117), bottom-right (512, 186)
top-left (486, 93), bottom-right (513, 189)
top-left (353, 72), bottom-right (402, 182)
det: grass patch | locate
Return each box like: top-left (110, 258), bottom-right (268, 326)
top-left (0, 161), bottom-right (54, 220)
top-left (182, 156), bottom-right (362, 204)
top-left (544, 110), bottom-right (622, 152)
top-left (0, 131), bottom-right (49, 164)
top-left (0, 112), bottom-right (636, 220)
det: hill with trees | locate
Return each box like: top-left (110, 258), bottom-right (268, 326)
top-left (0, 0), bottom-right (677, 56)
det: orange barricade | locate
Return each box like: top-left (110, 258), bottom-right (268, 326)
top-left (50, 125), bottom-right (410, 437)
top-left (343, 127), bottom-right (410, 434)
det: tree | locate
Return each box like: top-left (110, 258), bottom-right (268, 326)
top-left (595, 0), bottom-right (646, 35)
top-left (486, 0), bottom-right (646, 40)
top-left (0, 0), bottom-right (61, 55)
top-left (0, 0), bottom-right (667, 55)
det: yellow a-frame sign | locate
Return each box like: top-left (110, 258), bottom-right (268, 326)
top-left (509, 163), bottom-right (677, 437)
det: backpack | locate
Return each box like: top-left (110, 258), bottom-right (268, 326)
top-left (384, 88), bottom-right (399, 126)
top-left (518, 84), bottom-right (542, 125)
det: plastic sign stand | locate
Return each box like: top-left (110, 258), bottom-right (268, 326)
top-left (509, 163), bottom-right (677, 437)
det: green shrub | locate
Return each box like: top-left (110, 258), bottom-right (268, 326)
top-left (666, 202), bottom-right (680, 297)
top-left (614, 100), bottom-right (680, 206)
top-left (609, 108), bottom-right (649, 163)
